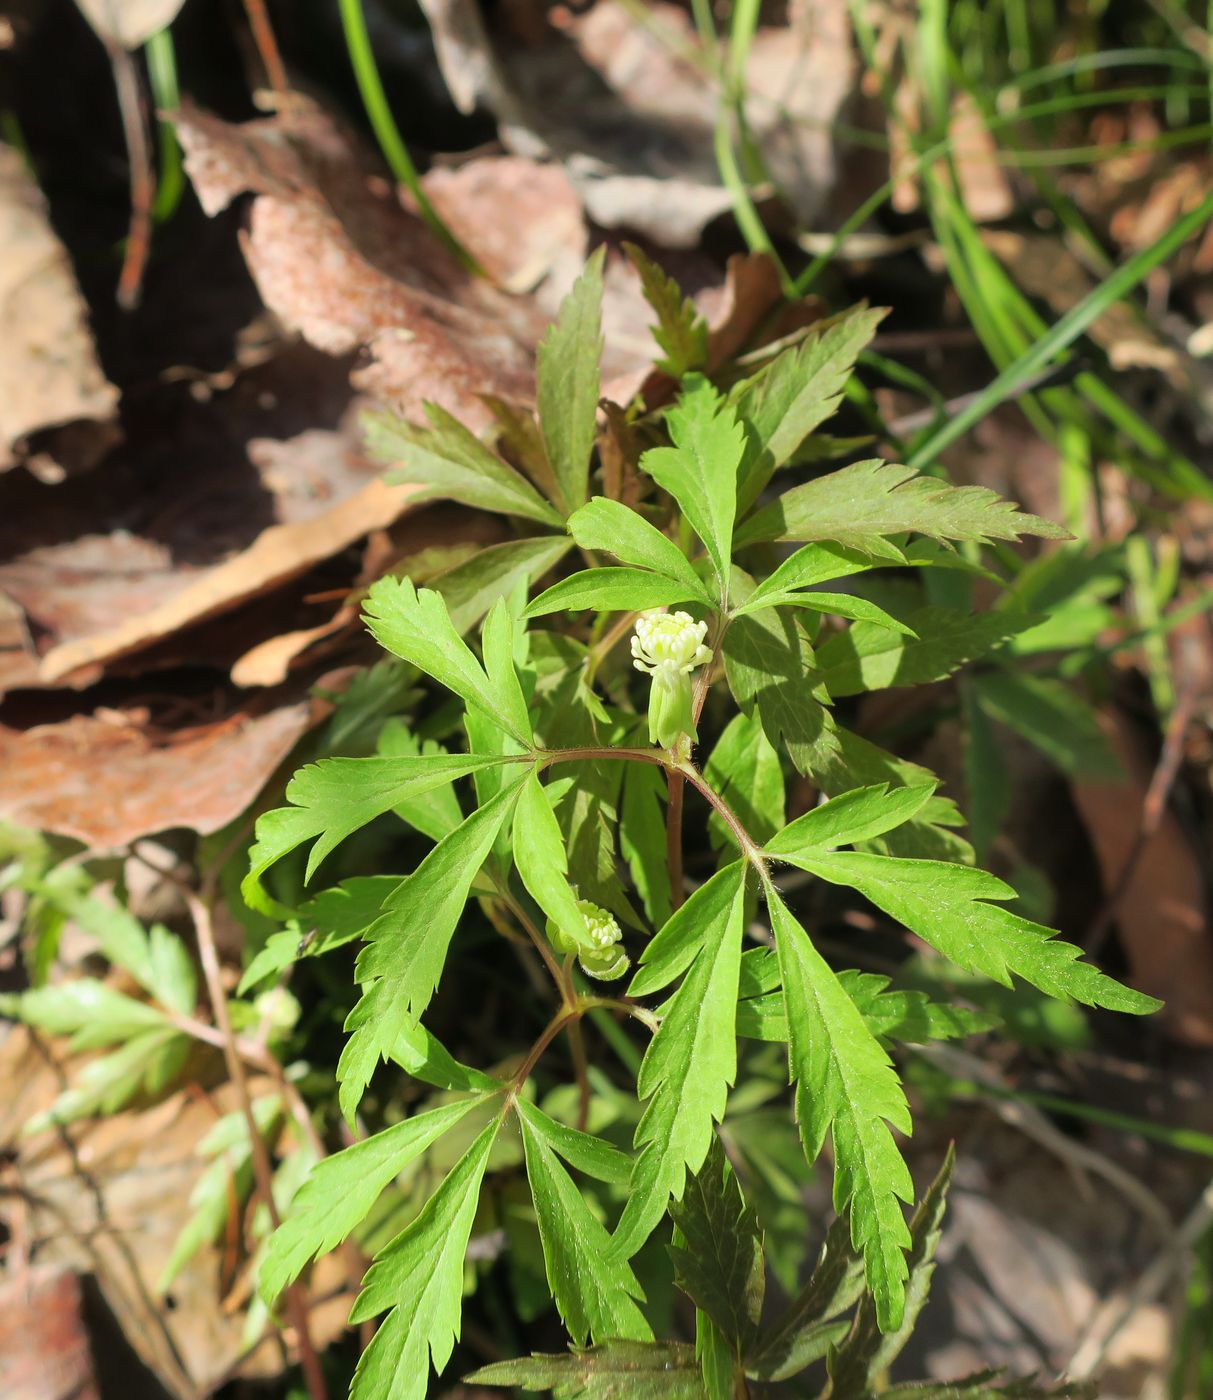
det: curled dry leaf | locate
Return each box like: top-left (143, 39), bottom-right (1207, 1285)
top-left (0, 687), bottom-right (327, 848)
top-left (0, 143), bottom-right (119, 477)
top-left (0, 1033), bottom-right (348, 1398)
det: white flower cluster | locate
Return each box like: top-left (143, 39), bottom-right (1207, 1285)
top-left (580, 900), bottom-right (622, 951)
top-left (630, 611), bottom-right (712, 686)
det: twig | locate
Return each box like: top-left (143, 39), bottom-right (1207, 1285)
top-left (186, 888), bottom-right (328, 1400)
top-left (107, 41), bottom-right (153, 309)
top-left (1087, 681), bottom-right (1195, 958)
top-left (241, 0), bottom-right (290, 100)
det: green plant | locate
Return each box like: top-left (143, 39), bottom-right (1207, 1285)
top-left (2, 256), bottom-right (1161, 1398)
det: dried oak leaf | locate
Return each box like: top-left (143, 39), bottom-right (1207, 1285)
top-left (0, 687), bottom-right (326, 848)
top-left (0, 143), bottom-right (119, 477)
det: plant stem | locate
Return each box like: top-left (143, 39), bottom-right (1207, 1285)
top-left (241, 0), bottom-right (290, 99)
top-left (666, 770), bottom-right (686, 910)
top-left (107, 41), bottom-right (153, 309)
top-left (186, 889), bottom-right (328, 1400)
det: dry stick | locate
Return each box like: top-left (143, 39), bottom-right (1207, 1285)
top-left (242, 0), bottom-right (290, 100)
top-left (186, 889), bottom-right (329, 1400)
top-left (1086, 681), bottom-right (1196, 959)
top-left (107, 41), bottom-right (154, 309)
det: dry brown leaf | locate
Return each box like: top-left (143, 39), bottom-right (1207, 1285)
top-left (0, 1267), bottom-right (101, 1400)
top-left (1071, 709), bottom-right (1213, 1047)
top-left (0, 144), bottom-right (119, 475)
top-left (0, 689), bottom-right (326, 848)
top-left (0, 1032), bottom-right (347, 1398)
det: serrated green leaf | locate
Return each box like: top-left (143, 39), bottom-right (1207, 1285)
top-left (826, 1146), bottom-right (954, 1390)
top-left (624, 243), bottom-right (709, 378)
top-left (766, 783), bottom-right (937, 858)
top-left (641, 377), bottom-right (745, 598)
top-left (736, 459), bottom-right (1069, 551)
top-left (10, 979), bottom-right (167, 1049)
top-left (794, 850), bottom-right (1161, 1014)
top-left (243, 752), bottom-right (516, 903)
top-left (526, 567), bottom-right (708, 618)
top-left (629, 861), bottom-right (746, 998)
top-left (744, 589), bottom-right (917, 635)
top-left (24, 1026), bottom-right (188, 1131)
top-left (338, 782), bottom-right (524, 1121)
top-left (695, 1309), bottom-right (734, 1400)
top-left (261, 1096), bottom-right (487, 1301)
top-left (620, 761), bottom-right (674, 928)
top-left (884, 1375), bottom-right (1097, 1399)
top-left (519, 1108), bottom-right (651, 1345)
top-left (377, 726), bottom-right (465, 842)
top-left (743, 543), bottom-right (908, 616)
top-left (733, 307), bottom-right (887, 510)
top-left (516, 1100), bottom-right (632, 1185)
top-left (538, 249), bottom-right (604, 514)
top-left (961, 679), bottom-right (1011, 863)
top-left (366, 404), bottom-right (564, 527)
top-left (613, 864), bottom-right (747, 1258)
top-left (702, 711), bottom-right (785, 848)
top-left (432, 535), bottom-right (573, 633)
top-left (768, 890), bottom-right (913, 1332)
top-left (974, 671), bottom-right (1122, 781)
top-left (469, 1341), bottom-right (706, 1398)
top-left (746, 1214), bottom-right (865, 1380)
top-left (668, 1136), bottom-right (764, 1354)
top-left (363, 577), bottom-right (531, 744)
top-left (481, 596), bottom-right (533, 747)
top-left (389, 1021), bottom-right (501, 1094)
top-left (813, 607), bottom-right (1034, 697)
top-left (347, 1117), bottom-right (503, 1400)
top-left (568, 497), bottom-right (710, 596)
top-left (513, 769), bottom-right (587, 943)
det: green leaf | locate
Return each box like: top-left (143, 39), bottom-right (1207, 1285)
top-left (742, 589), bottom-right (917, 636)
top-left (377, 726), bottom-right (465, 842)
top-left (468, 1341), bottom-right (706, 1398)
top-left (884, 1377), bottom-right (1097, 1399)
top-left (733, 306), bottom-right (887, 509)
top-left (742, 542), bottom-right (907, 615)
top-left (244, 752), bottom-right (514, 902)
top-left (974, 671), bottom-right (1122, 781)
top-left (723, 607), bottom-right (840, 777)
top-left (568, 497), bottom-right (710, 597)
top-left (347, 1117), bottom-right (503, 1400)
top-left (736, 459), bottom-right (1069, 551)
top-left (23, 1027), bottom-right (189, 1131)
top-left (261, 1096), bottom-right (487, 1301)
top-left (620, 762), bottom-right (674, 928)
top-left (766, 783), bottom-right (937, 858)
top-left (702, 711), bottom-right (785, 848)
top-left (827, 1146), bottom-right (954, 1390)
top-left (516, 1100), bottom-right (633, 1185)
top-left (768, 889), bottom-right (914, 1332)
top-left (389, 1022), bottom-right (501, 1094)
top-left (481, 596), bottom-right (533, 749)
top-left (538, 248), bottom-right (604, 514)
top-left (363, 577), bottom-right (532, 744)
top-left (629, 861), bottom-right (746, 998)
top-left (613, 864), bottom-right (747, 1258)
top-left (9, 979), bottom-right (167, 1049)
top-left (433, 535), bottom-right (573, 633)
top-left (641, 377), bottom-right (745, 596)
top-left (366, 404), bottom-right (564, 527)
top-left (745, 1215), bottom-right (864, 1380)
top-left (813, 607), bottom-right (1035, 697)
top-left (961, 679), bottom-right (1011, 862)
top-left (338, 782), bottom-right (524, 1121)
top-left (668, 1136), bottom-right (764, 1355)
top-left (519, 1106), bottom-right (651, 1345)
top-left (512, 770), bottom-right (587, 944)
top-left (794, 850), bottom-right (1161, 1014)
top-left (624, 243), bottom-right (709, 378)
top-left (526, 567), bottom-right (708, 619)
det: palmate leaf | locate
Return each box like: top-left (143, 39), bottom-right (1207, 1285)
top-left (767, 890), bottom-right (914, 1332)
top-left (767, 783), bottom-right (938, 858)
top-left (641, 376), bottom-right (746, 599)
top-left (789, 849), bottom-right (1161, 1014)
top-left (366, 403), bottom-right (564, 528)
top-left (567, 497), bottom-right (710, 597)
top-left (736, 458), bottom-right (1070, 551)
top-left (620, 762), bottom-right (674, 928)
top-left (702, 711), bottom-right (785, 848)
top-left (740, 542), bottom-right (907, 616)
top-left (364, 577), bottom-right (532, 744)
top-left (243, 751), bottom-right (516, 911)
top-left (538, 248), bottom-right (604, 514)
top-left (624, 242), bottom-right (709, 378)
top-left (469, 1341), bottom-right (706, 1398)
top-left (812, 607), bottom-right (1036, 697)
top-left (517, 1101), bottom-right (651, 1345)
top-left (348, 1117), bottom-right (503, 1400)
top-left (751, 590), bottom-right (916, 636)
top-left (613, 863), bottom-right (748, 1257)
top-left (733, 305), bottom-right (887, 510)
top-left (261, 1096), bottom-right (488, 1301)
top-left (526, 567), bottom-right (708, 619)
top-left (668, 1136), bottom-right (764, 1356)
top-left (513, 769), bottom-right (588, 942)
top-left (432, 534), bottom-right (574, 633)
top-left (337, 781), bottom-right (524, 1122)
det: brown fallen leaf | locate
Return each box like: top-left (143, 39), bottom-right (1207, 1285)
top-left (0, 143), bottom-right (119, 477)
top-left (0, 687), bottom-right (327, 849)
top-left (0, 1267), bottom-right (101, 1400)
top-left (1071, 708), bottom-right (1213, 1047)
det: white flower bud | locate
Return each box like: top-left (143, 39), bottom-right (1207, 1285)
top-left (631, 610), bottom-right (711, 747)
